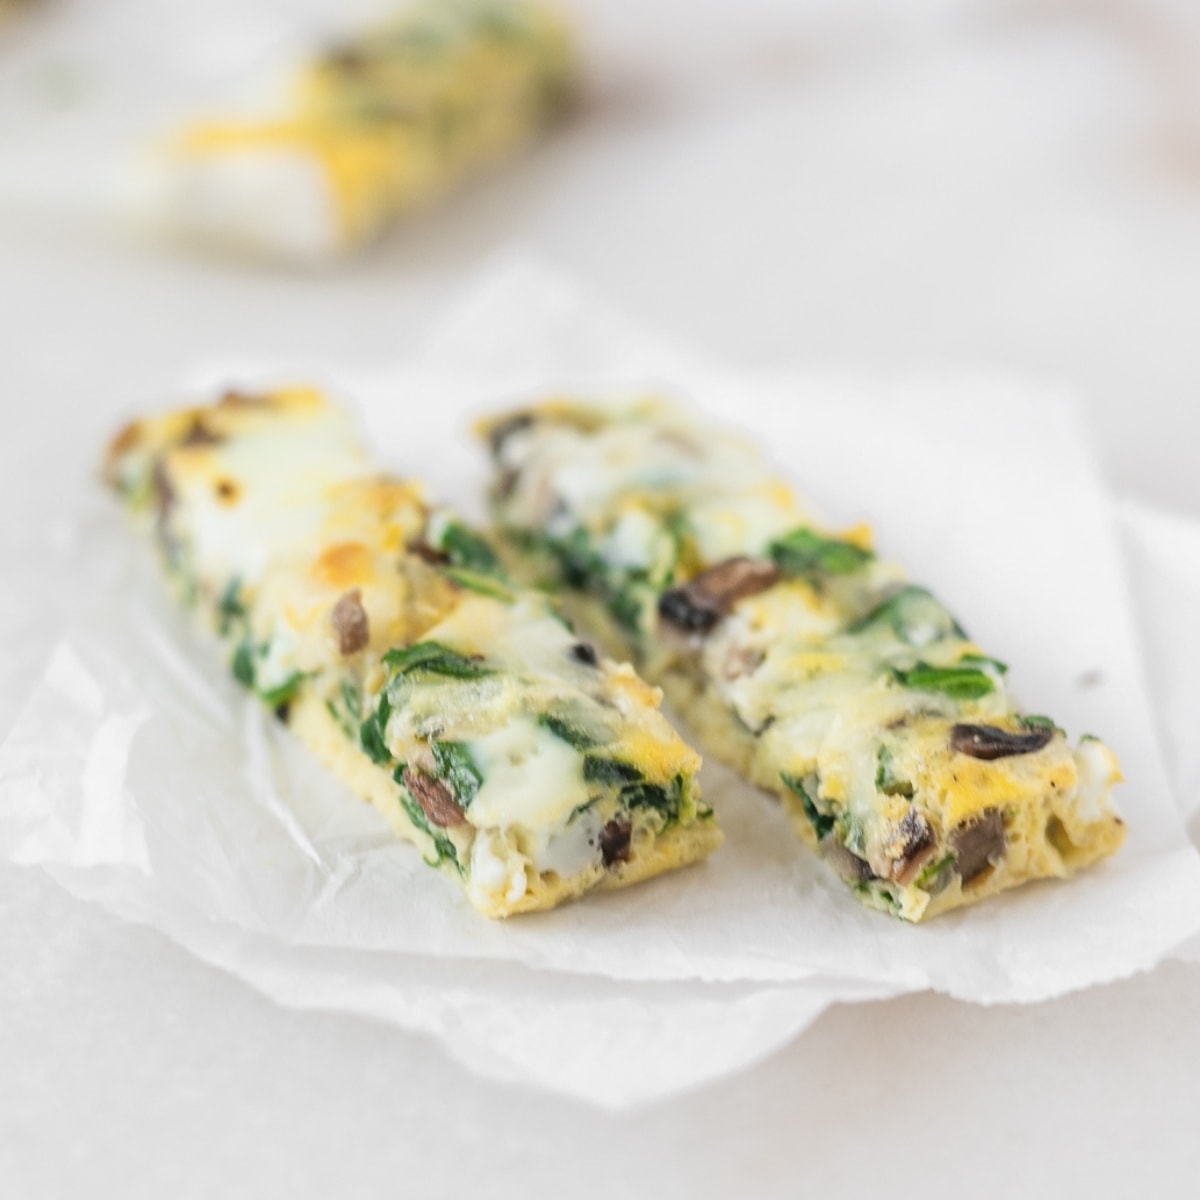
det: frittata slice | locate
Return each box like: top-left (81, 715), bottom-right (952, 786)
top-left (103, 389), bottom-right (719, 918)
top-left (158, 0), bottom-right (575, 261)
top-left (477, 397), bottom-right (1126, 922)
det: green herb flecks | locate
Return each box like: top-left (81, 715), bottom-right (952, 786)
top-left (855, 880), bottom-right (902, 915)
top-left (781, 772), bottom-right (835, 840)
top-left (916, 854), bottom-right (955, 890)
top-left (769, 527), bottom-right (873, 583)
top-left (383, 640), bottom-right (492, 680)
top-left (431, 741), bottom-right (483, 807)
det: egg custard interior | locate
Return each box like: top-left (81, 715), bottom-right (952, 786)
top-left (167, 0), bottom-right (575, 259)
top-left (103, 389), bottom-right (720, 918)
top-left (477, 397), bottom-right (1126, 922)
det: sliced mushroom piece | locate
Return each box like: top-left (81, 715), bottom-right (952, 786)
top-left (950, 723), bottom-right (1054, 760)
top-left (658, 557), bottom-right (780, 635)
top-left (487, 412), bottom-right (535, 457)
top-left (883, 808), bottom-right (938, 885)
top-left (151, 458), bottom-right (180, 560)
top-left (181, 417), bottom-right (223, 448)
top-left (219, 390), bottom-right (273, 409)
top-left (820, 835), bottom-right (876, 884)
top-left (409, 540), bottom-right (449, 566)
top-left (332, 589), bottom-right (370, 655)
top-left (951, 809), bottom-right (1006, 884)
top-left (402, 768), bottom-right (466, 828)
top-left (152, 457), bottom-right (174, 517)
top-left (599, 816), bottom-right (632, 867)
top-left (569, 641), bottom-right (599, 667)
top-left (323, 44), bottom-right (369, 73)
top-left (723, 643), bottom-right (765, 682)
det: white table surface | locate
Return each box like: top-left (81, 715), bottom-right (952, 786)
top-left (3, 1), bottom-right (1200, 1195)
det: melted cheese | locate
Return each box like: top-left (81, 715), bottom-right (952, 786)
top-left (467, 718), bottom-right (591, 829)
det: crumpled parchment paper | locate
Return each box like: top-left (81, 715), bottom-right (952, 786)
top-left (3, 256), bottom-right (1200, 1108)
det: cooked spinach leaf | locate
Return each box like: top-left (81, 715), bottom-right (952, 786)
top-left (431, 740), bottom-right (483, 806)
top-left (439, 522), bottom-right (502, 575)
top-left (1020, 713), bottom-right (1063, 735)
top-left (769, 527), bottom-right (873, 581)
top-left (607, 581), bottom-right (649, 633)
top-left (781, 772), bottom-right (835, 839)
top-left (359, 692), bottom-right (393, 765)
top-left (442, 568), bottom-right (514, 601)
top-left (383, 641), bottom-right (492, 679)
top-left (393, 762), bottom-right (462, 874)
top-left (583, 756), bottom-right (643, 786)
top-left (960, 653), bottom-right (1008, 676)
top-left (217, 577), bottom-right (245, 635)
top-left (537, 712), bottom-right (601, 749)
top-left (848, 586), bottom-right (966, 645)
top-left (259, 672), bottom-right (305, 709)
top-left (875, 745), bottom-right (915, 798)
top-left (231, 641), bottom-right (256, 688)
top-left (916, 853), bottom-right (955, 889)
top-left (552, 527), bottom-right (605, 589)
top-left (891, 661), bottom-right (996, 700)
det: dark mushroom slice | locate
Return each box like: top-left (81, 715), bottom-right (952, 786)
top-left (820, 836), bottom-right (876, 885)
top-left (658, 557), bottom-right (781, 635)
top-left (181, 416), bottom-right (223, 447)
top-left (322, 44), bottom-right (369, 73)
top-left (883, 808), bottom-right (938, 885)
top-left (487, 411), bottom-right (536, 457)
top-left (402, 768), bottom-right (466, 828)
top-left (951, 809), bottom-right (1006, 884)
top-left (151, 458), bottom-right (181, 561)
top-left (950, 723), bottom-right (1054, 760)
top-left (569, 641), bottom-right (599, 667)
top-left (409, 540), bottom-right (450, 565)
top-left (219, 390), bottom-right (274, 409)
top-left (599, 815), bottom-right (632, 867)
top-left (331, 589), bottom-right (370, 655)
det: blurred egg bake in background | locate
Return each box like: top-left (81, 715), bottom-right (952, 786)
top-left (150, 0), bottom-right (576, 262)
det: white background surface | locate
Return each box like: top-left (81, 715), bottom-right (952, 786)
top-left (3, 0), bottom-right (1200, 1195)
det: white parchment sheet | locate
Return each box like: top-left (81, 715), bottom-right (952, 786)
top-left (3, 258), bottom-right (1200, 1107)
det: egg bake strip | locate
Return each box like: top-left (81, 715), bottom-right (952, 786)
top-left (159, 0), bottom-right (575, 262)
top-left (476, 397), bottom-right (1125, 922)
top-left (103, 389), bottom-right (720, 918)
